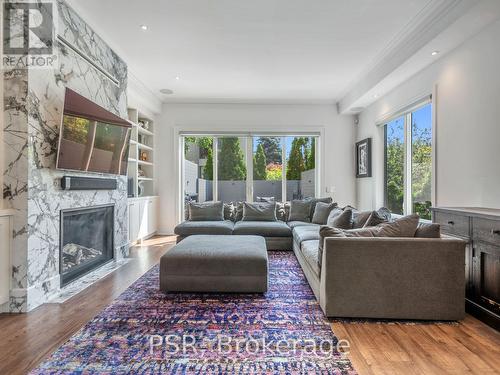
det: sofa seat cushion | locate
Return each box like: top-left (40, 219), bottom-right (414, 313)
top-left (293, 225), bottom-right (320, 245)
top-left (287, 221), bottom-right (317, 229)
top-left (300, 240), bottom-right (320, 277)
top-left (233, 220), bottom-right (292, 237)
top-left (174, 220), bottom-right (234, 236)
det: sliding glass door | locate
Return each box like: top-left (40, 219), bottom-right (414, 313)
top-left (252, 137), bottom-right (283, 202)
top-left (285, 136), bottom-right (316, 201)
top-left (181, 133), bottom-right (319, 215)
top-left (217, 137), bottom-right (247, 202)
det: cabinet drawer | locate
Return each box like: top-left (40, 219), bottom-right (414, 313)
top-left (473, 217), bottom-right (500, 245)
top-left (434, 211), bottom-right (470, 238)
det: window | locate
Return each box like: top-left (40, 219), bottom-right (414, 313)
top-left (285, 136), bottom-right (316, 201)
top-left (253, 137), bottom-right (283, 202)
top-left (217, 137), bottom-right (247, 202)
top-left (384, 102), bottom-right (433, 219)
top-left (181, 133), bottom-right (319, 217)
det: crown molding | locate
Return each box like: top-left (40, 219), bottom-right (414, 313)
top-left (337, 0), bottom-right (478, 114)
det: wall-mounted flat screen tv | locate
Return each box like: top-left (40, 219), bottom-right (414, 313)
top-left (56, 88), bottom-right (132, 175)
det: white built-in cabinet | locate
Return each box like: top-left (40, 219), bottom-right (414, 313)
top-left (0, 212), bottom-right (12, 306)
top-left (128, 196), bottom-right (159, 244)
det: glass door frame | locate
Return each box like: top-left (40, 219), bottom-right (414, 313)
top-left (179, 132), bottom-right (321, 221)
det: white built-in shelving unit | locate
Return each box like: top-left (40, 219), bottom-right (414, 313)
top-left (127, 108), bottom-right (155, 197)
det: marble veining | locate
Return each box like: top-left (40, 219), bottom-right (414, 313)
top-left (3, 0), bottom-right (129, 312)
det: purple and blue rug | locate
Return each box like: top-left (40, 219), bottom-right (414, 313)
top-left (32, 252), bottom-right (356, 374)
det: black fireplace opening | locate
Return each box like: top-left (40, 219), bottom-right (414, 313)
top-left (60, 204), bottom-right (114, 286)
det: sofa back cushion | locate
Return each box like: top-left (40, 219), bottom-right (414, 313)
top-left (326, 208), bottom-right (353, 229)
top-left (352, 210), bottom-right (372, 228)
top-left (289, 200), bottom-right (313, 222)
top-left (317, 214), bottom-right (421, 272)
top-left (189, 201), bottom-right (224, 221)
top-left (242, 202), bottom-right (277, 221)
top-left (377, 214), bottom-right (420, 237)
top-left (363, 210), bottom-right (389, 227)
top-left (307, 197), bottom-right (333, 220)
top-left (415, 222), bottom-right (441, 238)
top-left (312, 202), bottom-right (338, 225)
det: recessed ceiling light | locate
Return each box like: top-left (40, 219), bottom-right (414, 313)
top-left (431, 51), bottom-right (439, 56)
top-left (140, 25), bottom-right (148, 31)
top-left (373, 94), bottom-right (379, 99)
top-left (175, 76), bottom-right (180, 80)
top-left (160, 89), bottom-right (174, 95)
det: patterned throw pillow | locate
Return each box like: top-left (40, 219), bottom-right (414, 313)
top-left (275, 201), bottom-right (289, 222)
top-left (233, 202), bottom-right (244, 222)
top-left (223, 202), bottom-right (235, 221)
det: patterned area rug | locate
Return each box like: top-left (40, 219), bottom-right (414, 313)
top-left (32, 252), bottom-right (356, 374)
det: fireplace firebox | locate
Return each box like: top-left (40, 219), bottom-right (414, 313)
top-left (60, 204), bottom-right (114, 286)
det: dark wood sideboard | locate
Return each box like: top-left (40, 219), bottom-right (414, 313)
top-left (432, 207), bottom-right (500, 330)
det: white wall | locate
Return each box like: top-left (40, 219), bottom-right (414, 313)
top-left (356, 18), bottom-right (500, 211)
top-left (157, 103), bottom-right (355, 234)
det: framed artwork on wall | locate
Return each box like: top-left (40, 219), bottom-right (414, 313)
top-left (356, 138), bottom-right (372, 178)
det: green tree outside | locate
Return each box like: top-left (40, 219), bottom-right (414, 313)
top-left (257, 137), bottom-right (281, 164)
top-left (286, 138), bottom-right (307, 180)
top-left (218, 138), bottom-right (246, 180)
top-left (306, 138), bottom-right (315, 170)
top-left (253, 144), bottom-right (267, 180)
top-left (203, 148), bottom-right (213, 180)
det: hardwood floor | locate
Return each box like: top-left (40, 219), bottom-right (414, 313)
top-left (332, 317), bottom-right (500, 375)
top-left (0, 235), bottom-right (498, 375)
top-left (0, 236), bottom-right (177, 375)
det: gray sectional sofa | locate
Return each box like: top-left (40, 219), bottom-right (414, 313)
top-left (174, 201), bottom-right (466, 320)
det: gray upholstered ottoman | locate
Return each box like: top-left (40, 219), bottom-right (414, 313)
top-left (160, 235), bottom-right (268, 293)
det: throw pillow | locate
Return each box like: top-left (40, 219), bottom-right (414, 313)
top-left (307, 197), bottom-right (333, 220)
top-left (257, 196), bottom-right (275, 203)
top-left (223, 202), bottom-right (234, 221)
top-left (377, 214), bottom-right (420, 237)
top-left (289, 200), bottom-right (313, 222)
top-left (275, 201), bottom-right (288, 221)
top-left (326, 207), bottom-right (342, 226)
top-left (377, 207), bottom-right (392, 222)
top-left (415, 222), bottom-right (441, 238)
top-left (363, 210), bottom-right (389, 227)
top-left (327, 208), bottom-right (353, 229)
top-left (233, 202), bottom-right (244, 222)
top-left (189, 201), bottom-right (224, 221)
top-left (352, 210), bottom-right (372, 228)
top-left (242, 202), bottom-right (277, 221)
top-left (312, 202), bottom-right (338, 225)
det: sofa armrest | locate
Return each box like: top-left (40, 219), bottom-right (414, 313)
top-left (319, 237), bottom-right (466, 320)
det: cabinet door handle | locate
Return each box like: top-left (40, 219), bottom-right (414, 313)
top-left (491, 229), bottom-right (500, 235)
top-left (447, 221), bottom-right (455, 225)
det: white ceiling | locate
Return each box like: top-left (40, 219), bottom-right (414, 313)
top-left (66, 0), bottom-right (499, 106)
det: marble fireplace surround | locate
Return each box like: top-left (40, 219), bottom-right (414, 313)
top-left (2, 0), bottom-right (129, 312)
